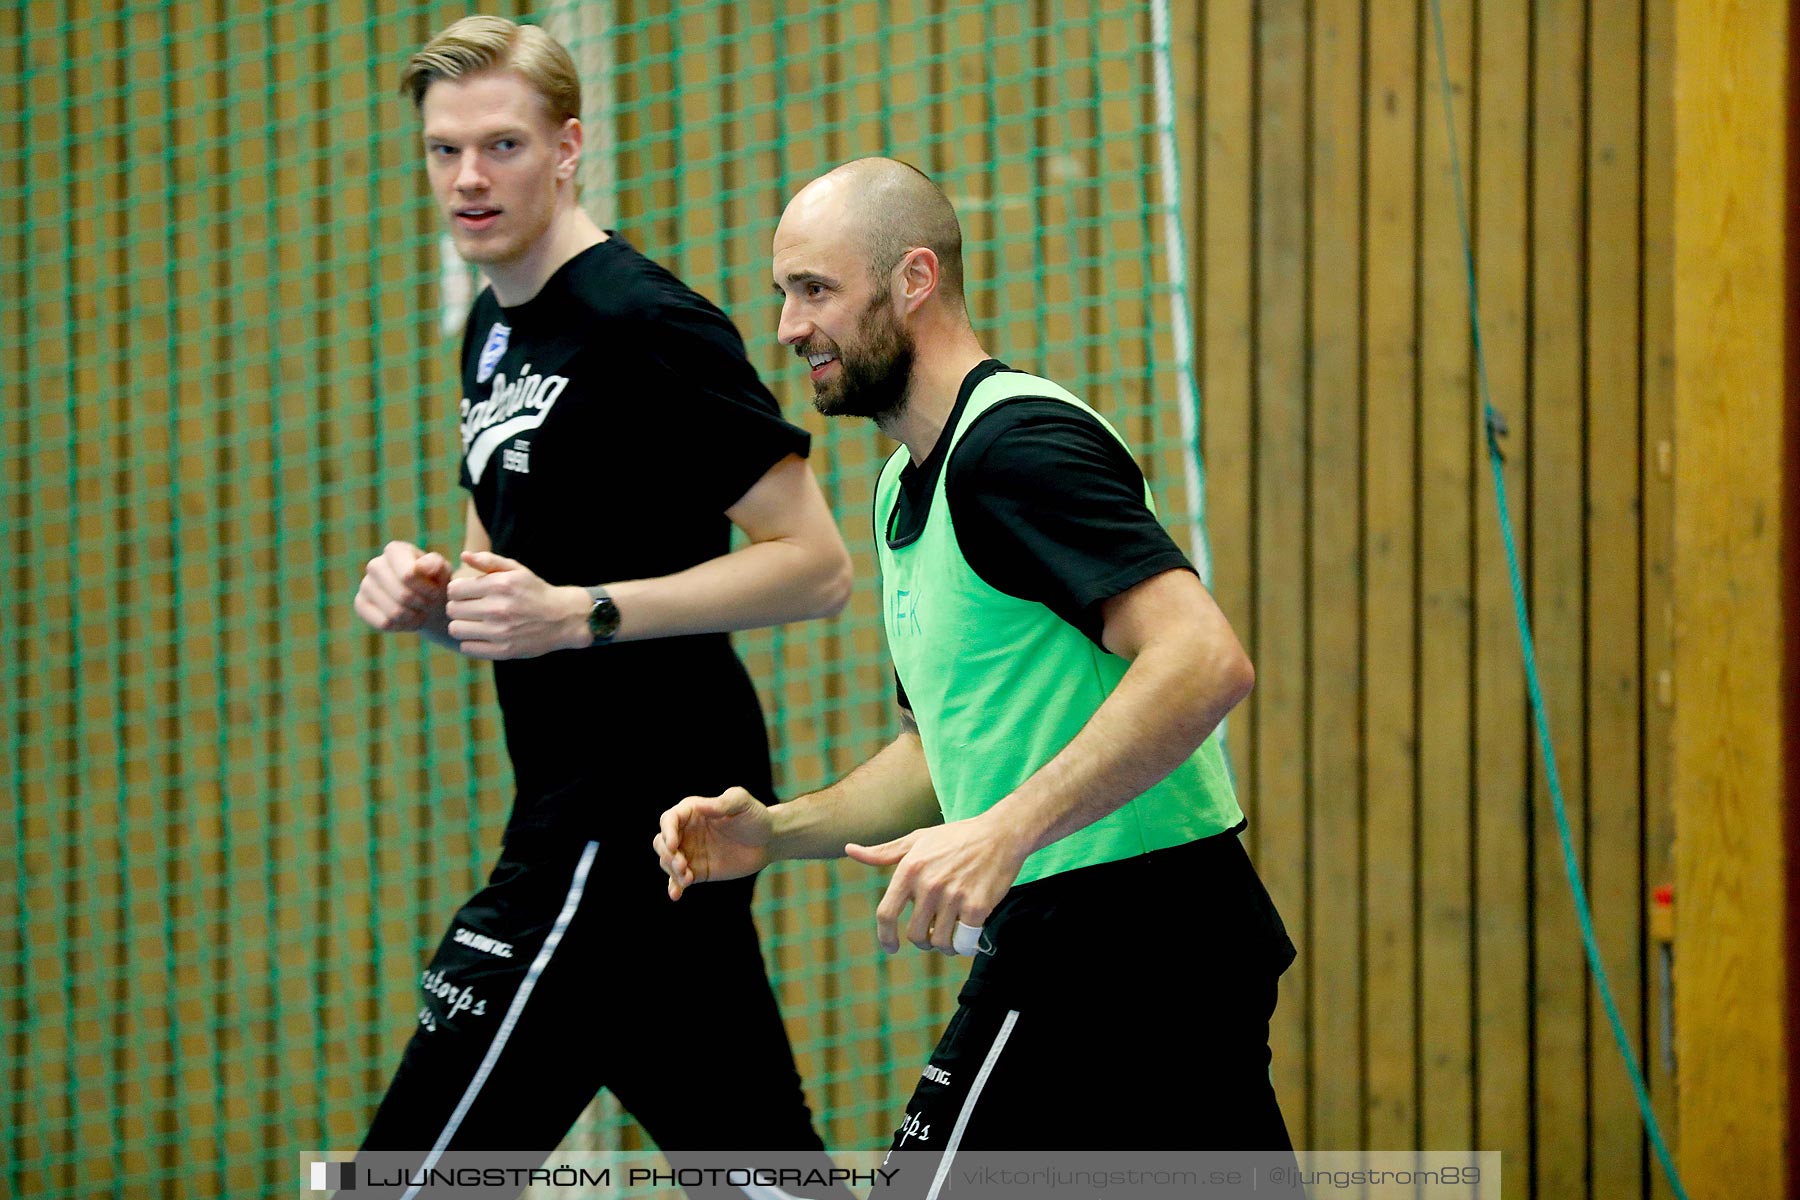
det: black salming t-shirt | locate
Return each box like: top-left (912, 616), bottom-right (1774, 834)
top-left (456, 234), bottom-right (809, 842)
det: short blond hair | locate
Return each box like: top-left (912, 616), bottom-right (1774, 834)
top-left (400, 15), bottom-right (580, 123)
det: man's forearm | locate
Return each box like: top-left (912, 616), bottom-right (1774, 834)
top-left (768, 729), bottom-right (942, 859)
top-left (604, 535), bottom-right (850, 642)
top-left (437, 536), bottom-right (848, 654)
top-left (987, 627), bottom-right (1250, 856)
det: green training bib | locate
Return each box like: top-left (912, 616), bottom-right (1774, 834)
top-left (875, 368), bottom-right (1243, 886)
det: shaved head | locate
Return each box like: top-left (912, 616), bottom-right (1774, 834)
top-left (788, 157), bottom-right (966, 308)
top-left (773, 158), bottom-right (979, 426)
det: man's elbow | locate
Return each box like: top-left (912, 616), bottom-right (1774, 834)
top-left (809, 545), bottom-right (855, 619)
top-left (1189, 630), bottom-right (1254, 716)
top-left (1223, 647), bottom-right (1255, 709)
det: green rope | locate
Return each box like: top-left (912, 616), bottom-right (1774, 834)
top-left (1425, 3), bottom-right (1688, 1195)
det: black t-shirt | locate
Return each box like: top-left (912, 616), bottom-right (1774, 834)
top-left (456, 235), bottom-right (810, 841)
top-left (888, 359), bottom-right (1194, 709)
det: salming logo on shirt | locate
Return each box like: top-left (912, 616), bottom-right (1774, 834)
top-left (451, 925), bottom-right (515, 958)
top-left (461, 361), bottom-right (570, 483)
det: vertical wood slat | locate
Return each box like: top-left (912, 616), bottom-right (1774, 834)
top-left (1032, 5), bottom-right (1080, 394)
top-left (1098, 0), bottom-right (1154, 456)
top-left (1059, 0), bottom-right (1100, 416)
top-left (58, 4), bottom-right (108, 1193)
top-left (363, 0), bottom-right (409, 1140)
top-left (1250, 0), bottom-right (1312, 1149)
top-left (1584, 0), bottom-right (1648, 1193)
top-left (1361, 0), bottom-right (1420, 1153)
top-left (31, 13), bottom-right (85, 1189)
top-left (1471, 0), bottom-right (1533, 1181)
top-left (956, 0), bottom-right (1002, 353)
top-left (377, 0), bottom-right (439, 1148)
top-left (206, 2), bottom-right (252, 1184)
top-left (2, 1), bottom-right (33, 1191)
top-left (365, 0), bottom-right (429, 1140)
top-left (1638, 0), bottom-right (1679, 1195)
top-left (56, 4), bottom-right (96, 1188)
top-left (254, 0), bottom-right (298, 1168)
top-left (169, 2), bottom-right (226, 1185)
top-left (1193, 7), bottom-right (1282, 1120)
top-left (1306, 0), bottom-right (1366, 1152)
top-left (672, 2), bottom-right (721, 294)
top-left (989, 2), bottom-right (1041, 387)
top-left (1418, 0), bottom-right (1475, 1151)
top-left (1531, 2), bottom-right (1592, 1193)
top-left (111, 5), bottom-right (155, 1190)
top-left (6, 23), bottom-right (58, 1198)
top-left (322, 0), bottom-right (371, 1148)
top-left (311, 0), bottom-right (351, 1144)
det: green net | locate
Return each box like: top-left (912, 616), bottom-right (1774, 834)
top-left (3, 1), bottom-right (1205, 1195)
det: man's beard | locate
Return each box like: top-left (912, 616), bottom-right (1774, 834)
top-left (810, 298), bottom-right (915, 422)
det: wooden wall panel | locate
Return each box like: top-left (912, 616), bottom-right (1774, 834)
top-left (1672, 0), bottom-right (1792, 1194)
top-left (1181, 3), bottom-right (1687, 1196)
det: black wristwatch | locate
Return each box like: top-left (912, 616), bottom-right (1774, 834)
top-left (584, 585), bottom-right (620, 645)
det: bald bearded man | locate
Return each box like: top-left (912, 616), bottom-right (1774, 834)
top-left (656, 159), bottom-right (1297, 1168)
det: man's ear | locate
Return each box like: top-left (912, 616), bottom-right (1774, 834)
top-left (895, 246), bottom-right (941, 314)
top-left (556, 116), bottom-right (583, 181)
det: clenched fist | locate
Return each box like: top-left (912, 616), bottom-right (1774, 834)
top-left (354, 541), bottom-right (453, 633)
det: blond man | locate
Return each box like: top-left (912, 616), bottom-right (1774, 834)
top-left (351, 16), bottom-right (852, 1192)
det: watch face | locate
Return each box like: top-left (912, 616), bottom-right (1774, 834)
top-left (587, 592), bottom-right (620, 640)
